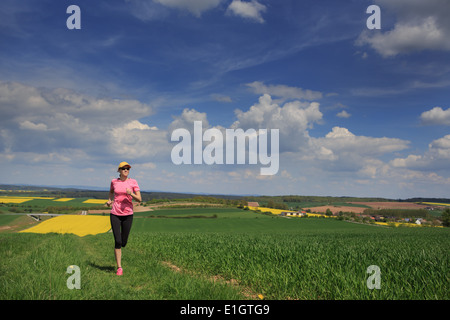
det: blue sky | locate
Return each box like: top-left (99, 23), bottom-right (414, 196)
top-left (1, 0), bottom-right (449, 198)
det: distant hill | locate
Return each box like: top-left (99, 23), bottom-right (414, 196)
top-left (402, 197), bottom-right (450, 204)
top-left (0, 184), bottom-right (244, 202)
top-left (1, 184), bottom-right (448, 204)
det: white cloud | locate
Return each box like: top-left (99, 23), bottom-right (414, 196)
top-left (336, 110), bottom-right (351, 118)
top-left (2, 82), bottom-right (448, 198)
top-left (325, 126), bottom-right (354, 139)
top-left (30, 152), bottom-right (71, 164)
top-left (232, 93), bottom-right (323, 152)
top-left (0, 81), bottom-right (157, 164)
top-left (358, 159), bottom-right (386, 179)
top-left (420, 106), bottom-right (450, 125)
top-left (154, 0), bottom-right (222, 17)
top-left (226, 0), bottom-right (267, 23)
top-left (431, 134), bottom-right (450, 150)
top-left (356, 0), bottom-right (450, 57)
top-left (317, 126), bottom-right (410, 156)
top-left (168, 108), bottom-right (209, 134)
top-left (110, 120), bottom-right (169, 159)
top-left (122, 120), bottom-right (158, 131)
top-left (211, 94), bottom-right (233, 103)
top-left (357, 17), bottom-right (449, 57)
top-left (140, 162), bottom-right (157, 169)
top-left (391, 134), bottom-right (450, 170)
top-left (246, 81), bottom-right (323, 101)
top-left (19, 120), bottom-right (48, 131)
top-left (127, 0), bottom-right (223, 19)
top-left (304, 127), bottom-right (410, 177)
top-left (390, 154), bottom-right (425, 168)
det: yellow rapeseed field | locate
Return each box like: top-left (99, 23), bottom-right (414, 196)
top-left (248, 206), bottom-right (335, 218)
top-left (422, 202), bottom-right (450, 207)
top-left (248, 206), bottom-right (295, 215)
top-left (0, 197), bottom-right (34, 204)
top-left (374, 221), bottom-right (442, 228)
top-left (20, 215), bottom-right (111, 237)
top-left (53, 198), bottom-right (75, 202)
top-left (0, 196), bottom-right (54, 204)
top-left (83, 199), bottom-right (108, 204)
top-left (0, 196), bottom-right (106, 203)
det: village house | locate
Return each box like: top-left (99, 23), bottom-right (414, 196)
top-left (280, 211), bottom-right (306, 217)
top-left (247, 202), bottom-right (260, 207)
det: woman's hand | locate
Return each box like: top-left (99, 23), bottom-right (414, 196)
top-left (126, 188), bottom-right (132, 195)
top-left (106, 199), bottom-right (112, 207)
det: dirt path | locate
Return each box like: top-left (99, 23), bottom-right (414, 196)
top-left (161, 261), bottom-right (263, 300)
top-left (0, 215), bottom-right (40, 233)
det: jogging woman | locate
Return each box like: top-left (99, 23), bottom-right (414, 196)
top-left (106, 161), bottom-right (142, 276)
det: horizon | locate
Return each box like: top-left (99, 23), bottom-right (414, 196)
top-left (2, 183), bottom-right (450, 202)
top-left (1, 1), bottom-right (449, 199)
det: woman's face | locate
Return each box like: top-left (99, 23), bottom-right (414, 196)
top-left (119, 167), bottom-right (130, 177)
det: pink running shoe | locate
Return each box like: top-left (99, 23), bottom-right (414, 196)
top-left (116, 267), bottom-right (123, 276)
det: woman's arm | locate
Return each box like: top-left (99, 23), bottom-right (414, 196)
top-left (126, 188), bottom-right (142, 203)
top-left (133, 190), bottom-right (142, 203)
top-left (107, 188), bottom-right (114, 207)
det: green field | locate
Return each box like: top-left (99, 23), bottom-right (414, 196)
top-left (0, 197), bottom-right (107, 214)
top-left (1, 207), bottom-right (449, 300)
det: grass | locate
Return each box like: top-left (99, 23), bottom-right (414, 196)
top-left (1, 207), bottom-right (449, 300)
top-left (0, 232), bottom-right (244, 300)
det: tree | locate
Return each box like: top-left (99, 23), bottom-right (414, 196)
top-left (442, 208), bottom-right (450, 227)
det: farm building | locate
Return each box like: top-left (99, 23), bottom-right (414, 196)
top-left (247, 202), bottom-right (260, 207)
top-left (280, 211), bottom-right (306, 217)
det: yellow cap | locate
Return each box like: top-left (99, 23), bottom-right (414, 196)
top-left (118, 161), bottom-right (131, 170)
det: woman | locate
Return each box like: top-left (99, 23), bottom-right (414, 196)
top-left (106, 161), bottom-right (142, 276)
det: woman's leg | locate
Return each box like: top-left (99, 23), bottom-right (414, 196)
top-left (110, 214), bottom-right (123, 249)
top-left (120, 214), bottom-right (133, 248)
top-left (110, 214), bottom-right (123, 269)
top-left (110, 214), bottom-right (133, 271)
top-left (114, 248), bottom-right (122, 268)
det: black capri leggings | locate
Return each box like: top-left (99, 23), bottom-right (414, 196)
top-left (110, 214), bottom-right (133, 249)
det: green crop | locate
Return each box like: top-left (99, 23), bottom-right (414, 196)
top-left (1, 208), bottom-right (448, 300)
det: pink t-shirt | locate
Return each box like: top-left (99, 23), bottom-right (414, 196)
top-left (110, 178), bottom-right (140, 216)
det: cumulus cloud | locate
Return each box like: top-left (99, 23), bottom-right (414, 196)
top-left (391, 134), bottom-right (450, 170)
top-left (246, 81), bottom-right (323, 101)
top-left (111, 120), bottom-right (169, 159)
top-left (226, 0), bottom-right (266, 23)
top-left (306, 127), bottom-right (410, 176)
top-left (128, 0), bottom-right (269, 22)
top-left (336, 110), bottom-right (351, 118)
top-left (356, 0), bottom-right (450, 57)
top-left (168, 108), bottom-right (210, 134)
top-left (232, 93), bottom-right (323, 152)
top-left (317, 127), bottom-right (410, 156)
top-left (420, 106), bottom-right (450, 125)
top-left (19, 120), bottom-right (48, 131)
top-left (0, 81), bottom-right (157, 164)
